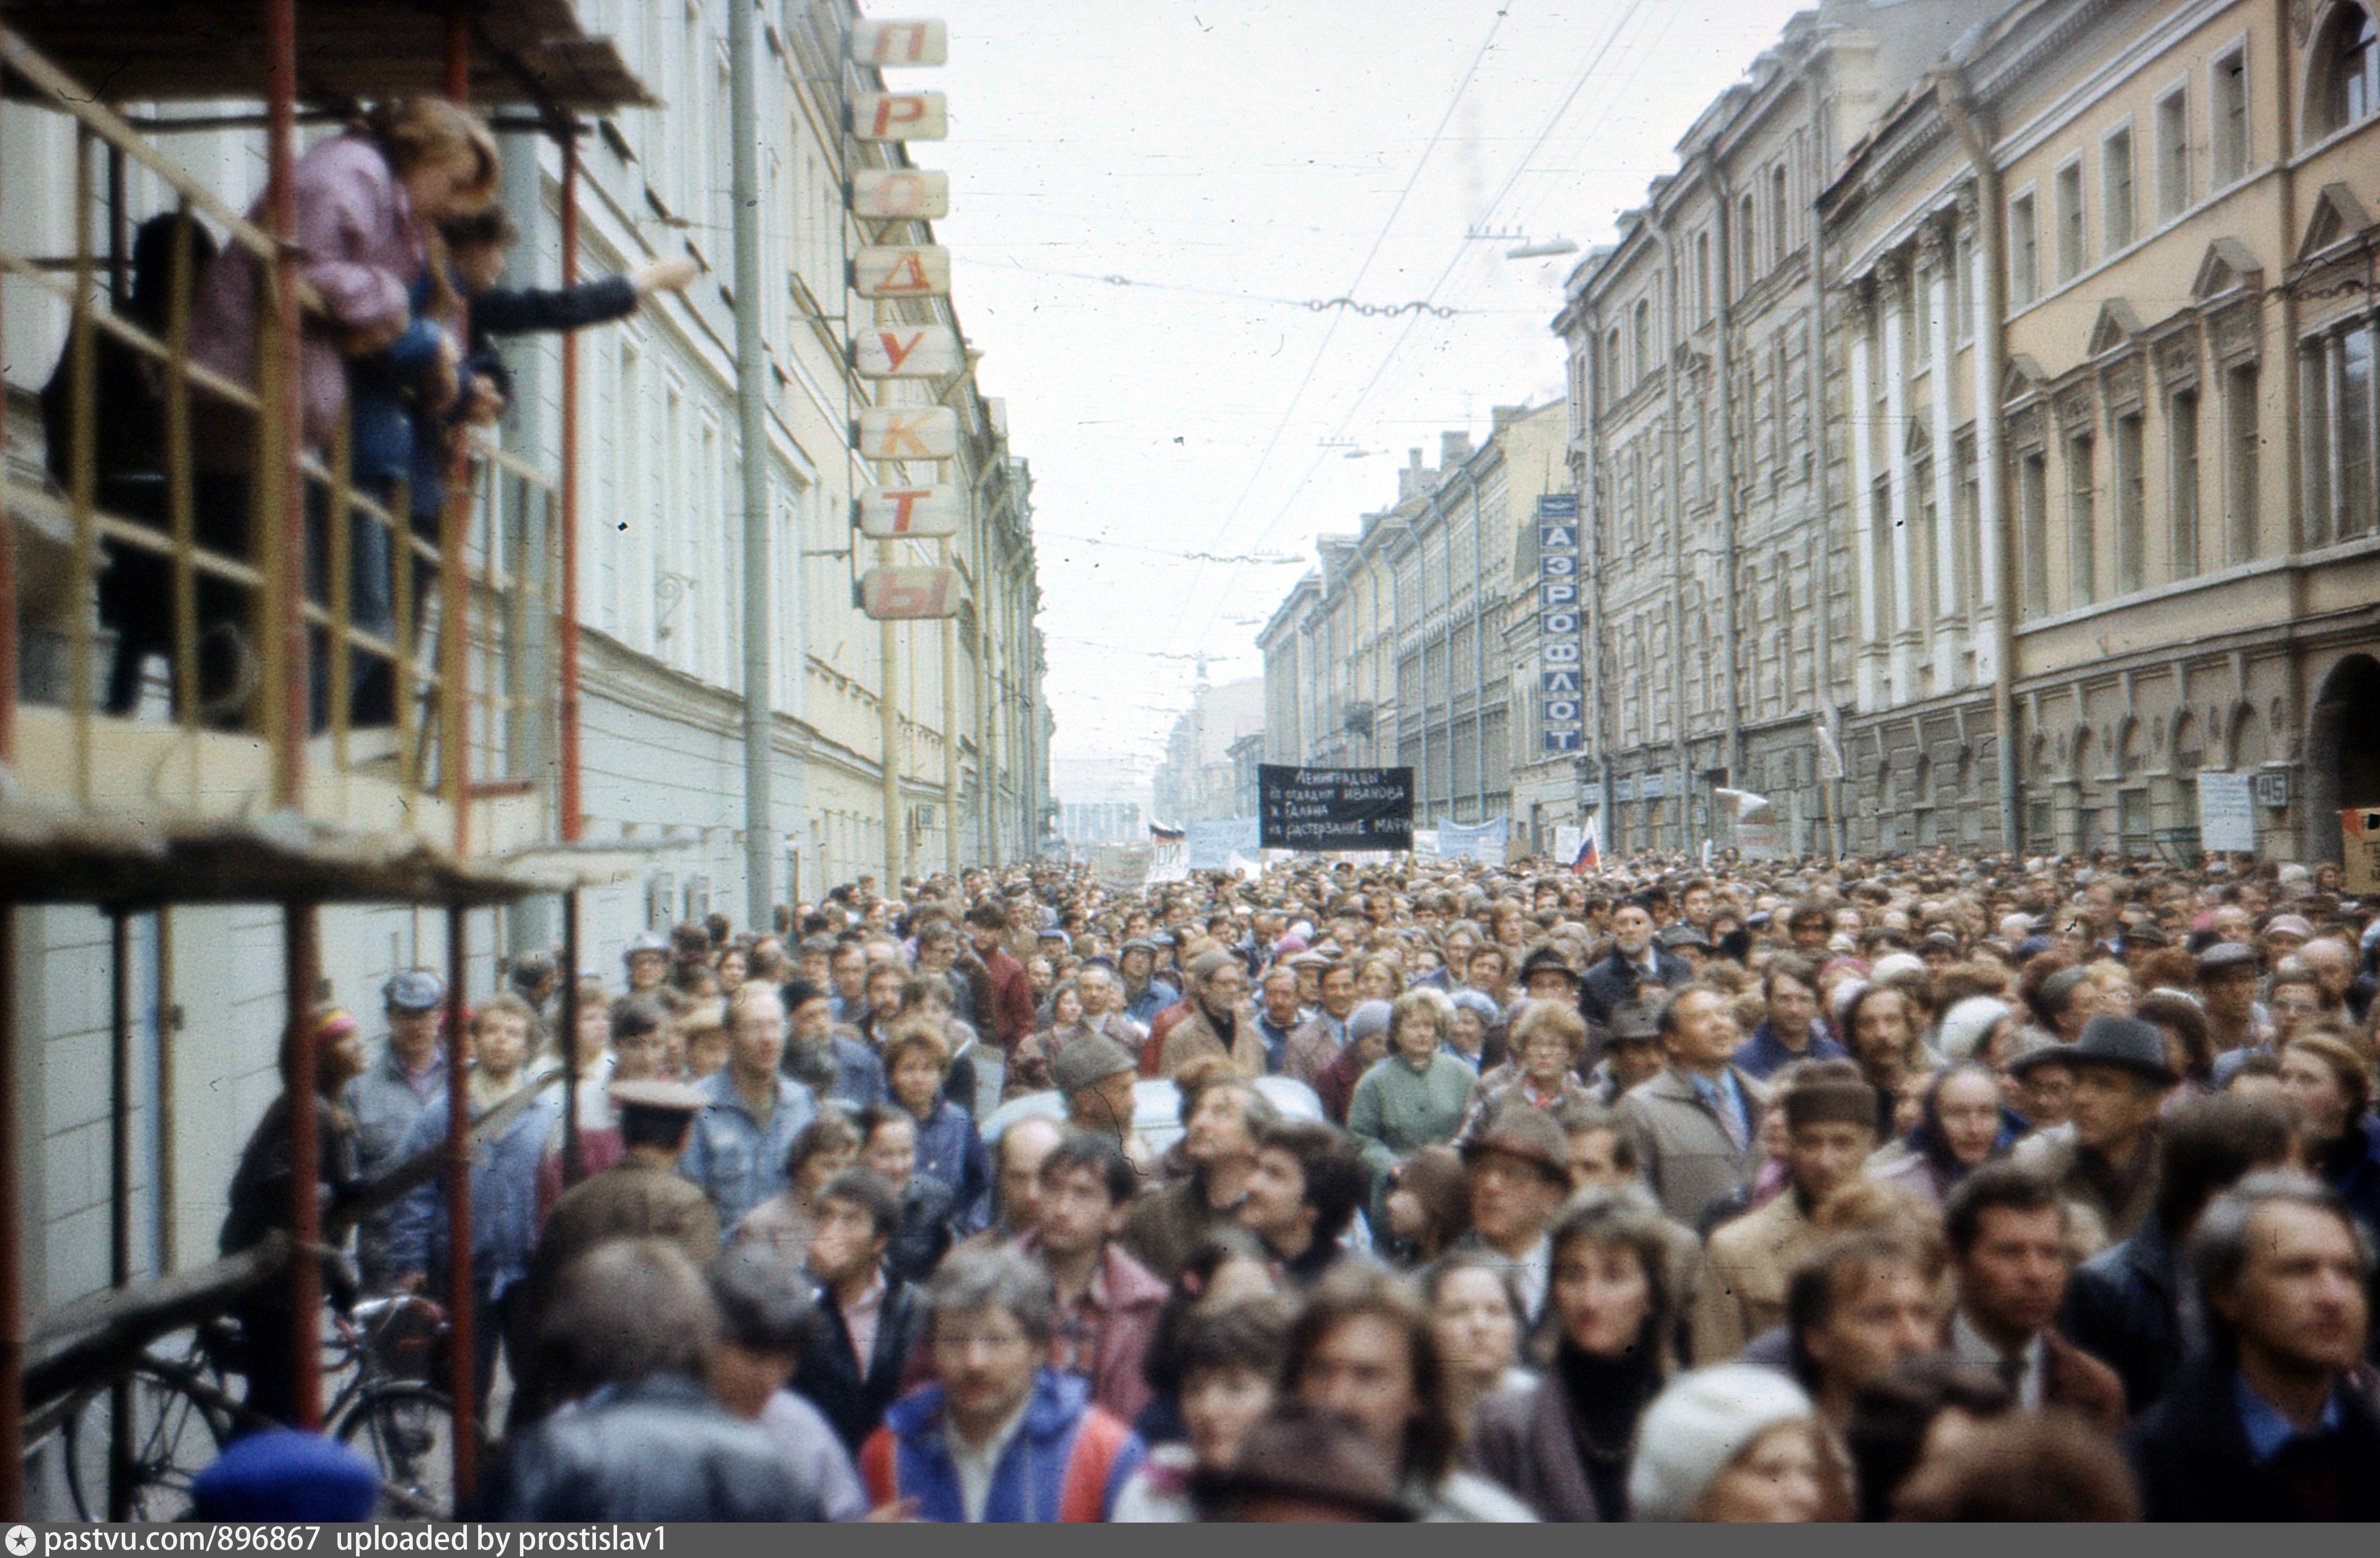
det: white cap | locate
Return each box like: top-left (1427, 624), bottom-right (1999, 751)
top-left (1628, 1365), bottom-right (1817, 1523)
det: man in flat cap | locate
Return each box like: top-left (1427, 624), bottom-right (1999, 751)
top-left (1054, 1036), bottom-right (1156, 1178)
top-left (347, 968), bottom-right (449, 1291)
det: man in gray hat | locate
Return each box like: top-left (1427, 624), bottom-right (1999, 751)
top-left (1052, 1035), bottom-right (1154, 1178)
top-left (2014, 1013), bottom-right (2178, 1243)
top-left (512, 1077), bottom-right (722, 1430)
top-left (2196, 941), bottom-right (2269, 1055)
top-left (346, 967), bottom-right (448, 1289)
top-left (1456, 1107), bottom-right (1574, 1319)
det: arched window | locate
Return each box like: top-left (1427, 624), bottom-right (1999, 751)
top-left (1633, 298), bottom-right (1653, 382)
top-left (2313, 2), bottom-right (2380, 135)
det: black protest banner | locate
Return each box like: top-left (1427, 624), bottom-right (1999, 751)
top-left (1258, 765), bottom-right (1415, 852)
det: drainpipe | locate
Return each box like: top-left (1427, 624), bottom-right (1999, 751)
top-left (1934, 64), bottom-right (2020, 856)
top-left (731, 0), bottom-right (776, 926)
top-left (1803, 53), bottom-right (1844, 860)
top-left (1709, 155), bottom-right (1744, 794)
top-left (1653, 213), bottom-right (1689, 853)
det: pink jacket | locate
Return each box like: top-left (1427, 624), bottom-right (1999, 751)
top-left (1021, 1233), bottom-right (1168, 1425)
top-left (191, 133), bottom-right (426, 463)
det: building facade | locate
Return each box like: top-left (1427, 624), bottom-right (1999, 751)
top-left (1150, 677), bottom-right (1265, 824)
top-left (1822, 0), bottom-right (2380, 861)
top-left (1261, 402), bottom-right (1565, 838)
top-left (1554, 0), bottom-right (2379, 865)
top-left (1554, 0), bottom-right (1977, 860)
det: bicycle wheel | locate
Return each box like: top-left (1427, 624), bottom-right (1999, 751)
top-left (335, 1382), bottom-right (471, 1520)
top-left (61, 1361), bottom-right (232, 1522)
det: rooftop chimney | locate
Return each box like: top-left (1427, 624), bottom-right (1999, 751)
top-left (1441, 430), bottom-right (1473, 467)
top-left (1490, 404), bottom-right (1524, 435)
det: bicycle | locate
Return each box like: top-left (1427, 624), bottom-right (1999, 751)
top-left (61, 1293), bottom-right (480, 1521)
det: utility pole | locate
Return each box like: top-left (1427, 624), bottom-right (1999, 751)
top-left (730, 0), bottom-right (775, 930)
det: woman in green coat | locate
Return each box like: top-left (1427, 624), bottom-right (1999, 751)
top-left (1348, 990), bottom-right (1477, 1218)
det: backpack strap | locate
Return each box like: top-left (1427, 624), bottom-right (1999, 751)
top-left (1057, 1408), bottom-right (1130, 1523)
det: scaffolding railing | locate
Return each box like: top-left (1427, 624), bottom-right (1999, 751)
top-left (0, 8), bottom-right (645, 1518)
top-left (2, 26), bottom-right (561, 855)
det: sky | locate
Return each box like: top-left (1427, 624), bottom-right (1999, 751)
top-left (924, 0), bottom-right (1813, 804)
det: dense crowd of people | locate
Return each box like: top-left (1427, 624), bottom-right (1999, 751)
top-left (218, 849), bottom-right (2380, 1522)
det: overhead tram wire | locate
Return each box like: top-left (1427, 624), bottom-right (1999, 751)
top-left (1162, 0), bottom-right (1662, 662)
top-left (1154, 2), bottom-right (1521, 629)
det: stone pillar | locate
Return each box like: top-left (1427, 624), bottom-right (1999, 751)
top-left (1962, 183), bottom-right (2004, 684)
top-left (1922, 217), bottom-right (1963, 685)
top-left (1879, 252), bottom-right (1917, 703)
top-left (1846, 280), bottom-right (1883, 713)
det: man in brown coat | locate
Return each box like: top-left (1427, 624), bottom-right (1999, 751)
top-left (510, 1078), bottom-right (722, 1428)
top-left (1123, 1068), bottom-right (1278, 1280)
top-left (1615, 985), bottom-right (1769, 1228)
top-left (1944, 1160), bottom-right (2126, 1433)
top-left (1159, 951), bottom-right (1266, 1078)
top-left (1692, 1062), bottom-right (1877, 1364)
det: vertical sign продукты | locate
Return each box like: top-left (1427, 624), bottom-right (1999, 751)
top-left (1259, 766), bottom-right (1416, 852)
top-left (1537, 494), bottom-right (1582, 753)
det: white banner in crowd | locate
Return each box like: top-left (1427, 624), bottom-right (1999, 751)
top-left (1435, 815), bottom-right (1511, 863)
top-left (1146, 837), bottom-right (1191, 884)
top-left (1554, 824), bottom-right (1585, 864)
top-left (1186, 818), bottom-right (1263, 872)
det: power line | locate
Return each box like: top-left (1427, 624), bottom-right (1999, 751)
top-left (1162, 0), bottom-right (1659, 660)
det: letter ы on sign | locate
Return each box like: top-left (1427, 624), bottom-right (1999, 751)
top-left (860, 566), bottom-right (964, 621)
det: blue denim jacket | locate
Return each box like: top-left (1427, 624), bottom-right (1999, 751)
top-left (344, 1042), bottom-right (448, 1287)
top-left (678, 1068), bottom-right (820, 1231)
top-left (384, 1079), bottom-right (556, 1299)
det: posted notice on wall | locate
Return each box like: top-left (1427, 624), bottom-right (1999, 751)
top-left (1259, 764), bottom-right (1415, 852)
top-left (2342, 807), bottom-right (2380, 895)
top-left (2196, 771), bottom-right (2258, 853)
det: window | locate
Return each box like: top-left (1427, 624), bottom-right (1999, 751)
top-left (2066, 429), bottom-right (2097, 608)
top-left (1770, 163), bottom-right (1790, 268)
top-left (2113, 410), bottom-right (2145, 592)
top-left (1633, 299), bottom-right (1652, 384)
top-left (1955, 438), bottom-right (1980, 613)
top-left (2018, 447), bottom-right (2051, 616)
top-left (2305, 343), bottom-right (2336, 546)
top-left (1696, 231), bottom-right (1713, 321)
top-left (1870, 478), bottom-right (1894, 634)
top-left (2170, 387), bottom-right (2201, 578)
top-left (2314, 2), bottom-right (2380, 133)
top-left (2342, 326), bottom-right (2375, 537)
top-left (2223, 361), bottom-right (2260, 563)
top-left (2054, 161), bottom-right (2086, 283)
top-left (2212, 47), bottom-right (2250, 186)
top-left (2307, 323), bottom-right (2377, 545)
top-left (1739, 193), bottom-right (1758, 291)
top-left (1603, 328), bottom-right (1622, 407)
top-left (1914, 454), bottom-right (1938, 638)
top-left (2101, 126), bottom-right (2135, 250)
top-left (2009, 190), bottom-right (2039, 306)
top-left (2156, 87), bottom-right (2191, 219)
top-left (1956, 237), bottom-right (1975, 342)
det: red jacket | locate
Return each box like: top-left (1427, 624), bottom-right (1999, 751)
top-left (978, 945), bottom-right (1036, 1052)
